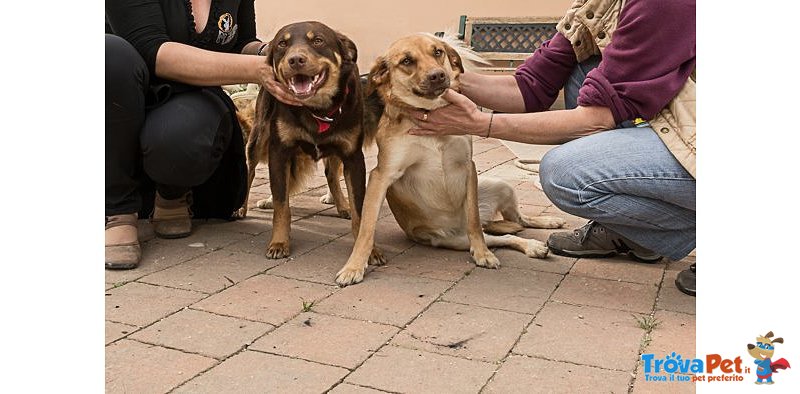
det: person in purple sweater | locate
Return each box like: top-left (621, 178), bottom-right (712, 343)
top-left (406, 0), bottom-right (696, 295)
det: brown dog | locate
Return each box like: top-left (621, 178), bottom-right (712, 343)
top-left (335, 34), bottom-right (565, 285)
top-left (243, 21), bottom-right (383, 262)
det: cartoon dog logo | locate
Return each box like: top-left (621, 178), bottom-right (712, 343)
top-left (747, 331), bottom-right (791, 384)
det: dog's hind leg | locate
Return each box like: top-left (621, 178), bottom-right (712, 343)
top-left (322, 157), bottom-right (351, 219)
top-left (233, 130), bottom-right (262, 219)
top-left (484, 234), bottom-right (549, 258)
top-left (491, 181), bottom-right (565, 229)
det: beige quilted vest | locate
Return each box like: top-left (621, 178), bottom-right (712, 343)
top-left (556, 0), bottom-right (696, 178)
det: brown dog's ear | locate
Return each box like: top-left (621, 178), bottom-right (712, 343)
top-left (772, 337), bottom-right (784, 344)
top-left (337, 32), bottom-right (358, 64)
top-left (443, 43), bottom-right (464, 73)
top-left (367, 57), bottom-right (389, 95)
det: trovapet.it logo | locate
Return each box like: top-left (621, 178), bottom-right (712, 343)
top-left (640, 330), bottom-right (792, 385)
top-left (640, 352), bottom-right (746, 383)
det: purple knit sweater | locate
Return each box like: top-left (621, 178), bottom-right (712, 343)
top-left (513, 0), bottom-right (696, 124)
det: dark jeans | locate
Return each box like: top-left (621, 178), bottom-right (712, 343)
top-left (105, 34), bottom-right (247, 219)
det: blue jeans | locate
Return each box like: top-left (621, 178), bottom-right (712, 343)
top-left (539, 56), bottom-right (696, 260)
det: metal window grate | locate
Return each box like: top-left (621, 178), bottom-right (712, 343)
top-left (469, 23), bottom-right (557, 53)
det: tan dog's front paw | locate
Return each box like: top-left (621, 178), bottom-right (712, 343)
top-left (319, 192), bottom-right (335, 205)
top-left (369, 248), bottom-right (387, 266)
top-left (266, 242), bottom-right (290, 259)
top-left (525, 239), bottom-right (549, 258)
top-left (336, 265), bottom-right (366, 286)
top-left (256, 197), bottom-right (274, 209)
top-left (472, 249), bottom-right (500, 269)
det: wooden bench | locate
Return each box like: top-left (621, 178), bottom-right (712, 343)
top-left (453, 16), bottom-right (560, 75)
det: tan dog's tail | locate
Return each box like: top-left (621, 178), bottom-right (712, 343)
top-left (425, 32), bottom-right (491, 72)
top-left (231, 84), bottom-right (261, 140)
top-left (483, 220), bottom-right (524, 235)
top-left (286, 155), bottom-right (317, 196)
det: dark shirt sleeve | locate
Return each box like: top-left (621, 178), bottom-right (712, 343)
top-left (578, 0), bottom-right (696, 123)
top-left (514, 32), bottom-right (577, 112)
top-left (105, 0), bottom-right (170, 76)
top-left (233, 0), bottom-right (259, 53)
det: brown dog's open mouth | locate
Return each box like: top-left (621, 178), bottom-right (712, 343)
top-left (288, 69), bottom-right (328, 99)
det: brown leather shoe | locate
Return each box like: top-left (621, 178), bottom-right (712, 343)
top-left (152, 191), bottom-right (193, 239)
top-left (106, 213), bottom-right (141, 269)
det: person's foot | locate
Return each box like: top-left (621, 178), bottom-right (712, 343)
top-left (152, 191), bottom-right (193, 239)
top-left (106, 213), bottom-right (141, 269)
top-left (547, 221), bottom-right (663, 263)
top-left (675, 263), bottom-right (696, 296)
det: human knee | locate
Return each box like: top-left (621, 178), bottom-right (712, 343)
top-left (105, 34), bottom-right (148, 86)
top-left (142, 94), bottom-right (233, 187)
top-left (539, 146), bottom-right (581, 207)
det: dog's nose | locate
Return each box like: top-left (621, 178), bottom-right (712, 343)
top-left (427, 69), bottom-right (447, 85)
top-left (288, 54), bottom-right (308, 69)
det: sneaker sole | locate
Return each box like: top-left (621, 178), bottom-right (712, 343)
top-left (674, 278), bottom-right (696, 296)
top-left (105, 261), bottom-right (140, 270)
top-left (550, 247), bottom-right (662, 264)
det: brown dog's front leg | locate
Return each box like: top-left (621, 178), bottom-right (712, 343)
top-left (266, 142), bottom-right (292, 259)
top-left (465, 161), bottom-right (499, 268)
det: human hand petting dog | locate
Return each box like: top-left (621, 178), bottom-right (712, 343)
top-left (257, 63), bottom-right (305, 106)
top-left (407, 89), bottom-right (492, 137)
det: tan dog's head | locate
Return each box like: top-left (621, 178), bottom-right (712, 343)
top-left (368, 34), bottom-right (464, 111)
top-left (267, 21), bottom-right (358, 108)
top-left (747, 331), bottom-right (783, 360)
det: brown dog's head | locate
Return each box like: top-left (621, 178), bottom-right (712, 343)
top-left (267, 21), bottom-right (357, 108)
top-left (368, 34), bottom-right (464, 111)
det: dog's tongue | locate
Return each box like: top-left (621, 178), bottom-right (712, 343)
top-left (290, 75), bottom-right (313, 94)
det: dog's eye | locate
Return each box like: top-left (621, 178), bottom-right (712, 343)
top-left (313, 37), bottom-right (324, 46)
top-left (434, 48), bottom-right (443, 57)
top-left (277, 40), bottom-right (287, 48)
top-left (401, 57), bottom-right (413, 66)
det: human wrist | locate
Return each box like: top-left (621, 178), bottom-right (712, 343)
top-left (471, 110), bottom-right (493, 137)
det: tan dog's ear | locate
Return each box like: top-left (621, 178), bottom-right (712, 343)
top-left (367, 57), bottom-right (389, 95)
top-left (337, 32), bottom-right (358, 64)
top-left (443, 43), bottom-right (464, 73)
top-left (765, 331), bottom-right (775, 338)
top-left (773, 337), bottom-right (784, 344)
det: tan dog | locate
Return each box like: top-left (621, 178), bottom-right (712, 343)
top-left (335, 34), bottom-right (565, 286)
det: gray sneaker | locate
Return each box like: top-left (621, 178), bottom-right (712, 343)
top-left (547, 221), bottom-right (663, 263)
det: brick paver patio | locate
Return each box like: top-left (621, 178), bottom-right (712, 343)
top-left (105, 138), bottom-right (696, 393)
